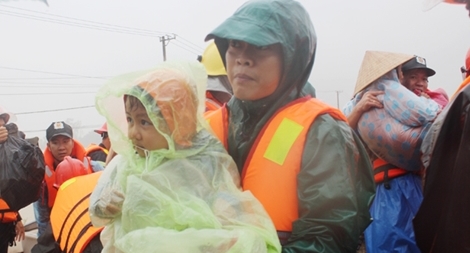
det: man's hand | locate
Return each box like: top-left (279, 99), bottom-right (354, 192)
top-left (0, 126), bottom-right (8, 143)
top-left (15, 221), bottom-right (25, 241)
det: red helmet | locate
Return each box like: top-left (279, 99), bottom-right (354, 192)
top-left (54, 156), bottom-right (91, 188)
top-left (94, 123), bottom-right (108, 135)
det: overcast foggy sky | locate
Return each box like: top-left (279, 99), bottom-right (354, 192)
top-left (1, 0), bottom-right (469, 148)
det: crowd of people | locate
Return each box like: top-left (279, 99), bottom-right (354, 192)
top-left (1, 0), bottom-right (470, 252)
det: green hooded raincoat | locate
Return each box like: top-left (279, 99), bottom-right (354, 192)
top-left (206, 0), bottom-right (376, 252)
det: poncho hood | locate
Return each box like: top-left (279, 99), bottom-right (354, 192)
top-left (95, 61), bottom-right (209, 168)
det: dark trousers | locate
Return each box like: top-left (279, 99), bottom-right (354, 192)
top-left (0, 222), bottom-right (16, 253)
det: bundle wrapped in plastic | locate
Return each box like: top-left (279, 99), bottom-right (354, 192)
top-left (89, 61), bottom-right (281, 253)
top-left (0, 123), bottom-right (45, 211)
top-left (343, 70), bottom-right (440, 171)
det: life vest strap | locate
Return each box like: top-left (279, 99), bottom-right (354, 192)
top-left (373, 160), bottom-right (408, 189)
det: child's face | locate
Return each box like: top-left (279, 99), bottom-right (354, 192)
top-left (125, 97), bottom-right (169, 157)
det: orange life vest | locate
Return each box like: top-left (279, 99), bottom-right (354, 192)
top-left (207, 97), bottom-right (347, 232)
top-left (205, 91), bottom-right (224, 112)
top-left (51, 171), bottom-right (103, 253)
top-left (85, 144), bottom-right (109, 156)
top-left (0, 199), bottom-right (18, 223)
top-left (372, 158), bottom-right (408, 189)
top-left (43, 140), bottom-right (91, 208)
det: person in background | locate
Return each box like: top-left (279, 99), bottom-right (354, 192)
top-left (413, 3), bottom-right (470, 250)
top-left (401, 56), bottom-right (448, 108)
top-left (0, 112), bottom-right (23, 253)
top-left (33, 121), bottom-right (99, 238)
top-left (198, 40), bottom-right (233, 112)
top-left (0, 109), bottom-right (44, 253)
top-left (49, 157), bottom-right (103, 253)
top-left (452, 47), bottom-right (470, 96)
top-left (344, 52), bottom-right (441, 253)
top-left (204, 0), bottom-right (376, 252)
top-left (86, 123), bottom-right (110, 164)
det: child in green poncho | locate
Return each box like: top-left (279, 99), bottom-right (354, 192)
top-left (89, 61), bottom-right (281, 253)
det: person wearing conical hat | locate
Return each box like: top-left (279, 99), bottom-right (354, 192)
top-left (343, 51), bottom-right (442, 253)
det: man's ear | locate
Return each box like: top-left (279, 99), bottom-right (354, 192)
top-left (47, 142), bottom-right (51, 149)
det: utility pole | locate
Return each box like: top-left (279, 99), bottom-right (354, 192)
top-left (335, 90), bottom-right (343, 109)
top-left (160, 34), bottom-right (176, 61)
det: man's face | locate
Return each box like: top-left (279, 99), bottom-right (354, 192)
top-left (225, 40), bottom-right (283, 101)
top-left (47, 135), bottom-right (74, 165)
top-left (401, 69), bottom-right (429, 93)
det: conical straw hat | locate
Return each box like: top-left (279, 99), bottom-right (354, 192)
top-left (354, 51), bottom-right (414, 95)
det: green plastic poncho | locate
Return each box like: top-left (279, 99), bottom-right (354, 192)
top-left (206, 0), bottom-right (376, 252)
top-left (89, 61), bottom-right (281, 253)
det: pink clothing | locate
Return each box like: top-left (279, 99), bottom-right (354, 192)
top-left (413, 88), bottom-right (449, 109)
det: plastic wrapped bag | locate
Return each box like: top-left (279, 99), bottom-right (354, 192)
top-left (343, 70), bottom-right (440, 170)
top-left (0, 123), bottom-right (45, 211)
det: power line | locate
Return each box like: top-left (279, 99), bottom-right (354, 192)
top-left (0, 4), bottom-right (171, 36)
top-left (0, 82), bottom-right (101, 87)
top-left (0, 10), bottom-right (166, 37)
top-left (15, 105), bottom-right (95, 115)
top-left (0, 85), bottom-right (98, 89)
top-left (0, 66), bottom-right (107, 79)
top-left (0, 91), bottom-right (97, 95)
top-left (0, 5), bottom-right (204, 54)
top-left (171, 40), bottom-right (201, 56)
top-left (173, 34), bottom-right (204, 52)
top-left (0, 77), bottom-right (103, 81)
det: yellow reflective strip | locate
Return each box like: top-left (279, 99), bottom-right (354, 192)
top-left (59, 178), bottom-right (77, 191)
top-left (264, 118), bottom-right (304, 165)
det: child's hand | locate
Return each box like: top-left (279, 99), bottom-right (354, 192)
top-left (95, 188), bottom-right (125, 218)
top-left (105, 190), bottom-right (125, 215)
